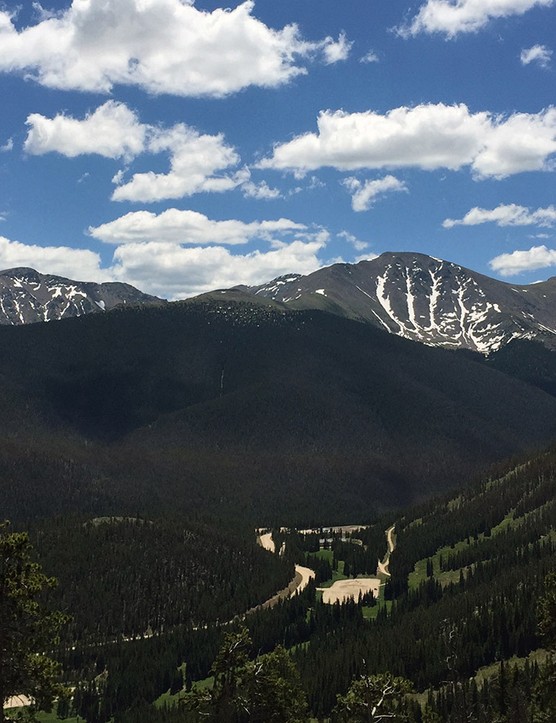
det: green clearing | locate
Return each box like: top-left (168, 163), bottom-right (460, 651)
top-left (154, 674), bottom-right (214, 709)
top-left (412, 648), bottom-right (551, 707)
top-left (314, 559), bottom-right (346, 591)
top-left (310, 548), bottom-right (334, 563)
top-left (6, 709), bottom-right (82, 722)
top-left (406, 505), bottom-right (542, 590)
top-left (472, 648), bottom-right (550, 686)
top-left (362, 599), bottom-right (392, 620)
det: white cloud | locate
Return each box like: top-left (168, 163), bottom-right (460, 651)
top-left (259, 103), bottom-right (556, 179)
top-left (342, 175), bottom-right (408, 212)
top-left (321, 32), bottom-right (352, 64)
top-left (241, 180), bottom-right (282, 200)
top-left (0, 236), bottom-right (108, 281)
top-left (400, 0), bottom-right (554, 38)
top-left (360, 50), bottom-right (380, 64)
top-left (112, 124), bottom-right (242, 202)
top-left (0, 208), bottom-right (329, 298)
top-left (25, 101), bottom-right (146, 160)
top-left (520, 44), bottom-right (553, 67)
top-left (24, 102), bottom-right (244, 202)
top-left (444, 203), bottom-right (556, 228)
top-left (88, 209), bottom-right (306, 246)
top-left (489, 244), bottom-right (556, 275)
top-left (1, 138), bottom-right (13, 152)
top-left (0, 0), bottom-right (342, 96)
top-left (111, 239), bottom-right (326, 298)
top-left (472, 110), bottom-right (556, 177)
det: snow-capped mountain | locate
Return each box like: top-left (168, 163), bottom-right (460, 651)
top-left (237, 252), bottom-right (556, 354)
top-left (0, 267), bottom-right (161, 325)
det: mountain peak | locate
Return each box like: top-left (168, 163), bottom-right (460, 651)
top-left (239, 253), bottom-right (556, 354)
top-left (0, 268), bottom-right (162, 325)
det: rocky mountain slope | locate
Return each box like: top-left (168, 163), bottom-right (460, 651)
top-left (237, 252), bottom-right (556, 354)
top-left (0, 267), bottom-right (161, 324)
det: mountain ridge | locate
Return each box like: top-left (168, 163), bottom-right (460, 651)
top-left (233, 252), bottom-right (556, 354)
top-left (0, 266), bottom-right (163, 325)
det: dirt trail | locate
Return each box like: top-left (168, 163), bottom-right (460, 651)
top-left (377, 525), bottom-right (395, 577)
top-left (255, 531), bottom-right (315, 609)
top-left (246, 564), bottom-right (315, 615)
top-left (257, 531), bottom-right (275, 553)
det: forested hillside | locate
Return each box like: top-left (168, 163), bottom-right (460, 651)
top-left (6, 443), bottom-right (553, 722)
top-left (30, 517), bottom-right (293, 643)
top-left (2, 300), bottom-right (556, 525)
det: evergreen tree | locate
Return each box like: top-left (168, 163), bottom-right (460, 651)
top-left (183, 626), bottom-right (308, 722)
top-left (0, 522), bottom-right (68, 722)
top-left (532, 572), bottom-right (556, 722)
top-left (332, 672), bottom-right (414, 722)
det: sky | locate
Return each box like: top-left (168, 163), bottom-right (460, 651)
top-left (0, 0), bottom-right (555, 299)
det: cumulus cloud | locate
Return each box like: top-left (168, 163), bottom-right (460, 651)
top-left (259, 103), bottom-right (556, 179)
top-left (88, 209), bottom-right (306, 246)
top-left (0, 209), bottom-right (329, 299)
top-left (25, 101), bottom-right (146, 160)
top-left (24, 102), bottom-right (246, 202)
top-left (489, 245), bottom-right (556, 275)
top-left (0, 0), bottom-right (345, 96)
top-left (444, 203), bottom-right (556, 228)
top-left (111, 239), bottom-right (326, 298)
top-left (520, 44), bottom-right (553, 67)
top-left (241, 180), bottom-right (282, 200)
top-left (112, 124), bottom-right (242, 202)
top-left (321, 32), bottom-right (352, 64)
top-left (1, 138), bottom-right (13, 152)
top-left (0, 236), bottom-right (108, 280)
top-left (342, 175), bottom-right (408, 211)
top-left (400, 0), bottom-right (554, 38)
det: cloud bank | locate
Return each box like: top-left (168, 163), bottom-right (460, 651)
top-left (0, 0), bottom-right (347, 96)
top-left (260, 104), bottom-right (556, 179)
top-left (88, 209), bottom-right (307, 246)
top-left (0, 236), bottom-right (106, 281)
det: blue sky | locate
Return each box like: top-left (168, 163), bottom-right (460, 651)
top-left (0, 0), bottom-right (555, 298)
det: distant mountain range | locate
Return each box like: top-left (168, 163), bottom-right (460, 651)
top-left (3, 254), bottom-right (556, 356)
top-left (235, 252), bottom-right (556, 354)
top-left (0, 267), bottom-right (161, 325)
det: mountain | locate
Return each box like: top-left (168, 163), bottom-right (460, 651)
top-left (2, 298), bottom-right (556, 525)
top-left (0, 267), bottom-right (162, 324)
top-left (236, 252), bottom-right (556, 354)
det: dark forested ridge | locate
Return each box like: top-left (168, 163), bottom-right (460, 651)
top-left (30, 517), bottom-right (293, 643)
top-left (1, 299), bottom-right (556, 525)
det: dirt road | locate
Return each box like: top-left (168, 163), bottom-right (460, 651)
top-left (377, 525), bottom-right (395, 576)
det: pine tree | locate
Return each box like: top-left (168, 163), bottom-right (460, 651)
top-left (0, 522), bottom-right (68, 722)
